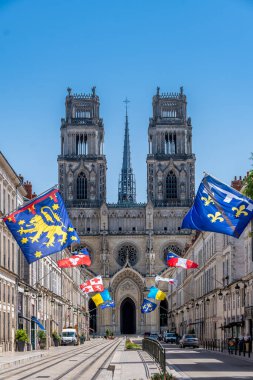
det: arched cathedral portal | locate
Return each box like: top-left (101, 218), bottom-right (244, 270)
top-left (120, 297), bottom-right (136, 334)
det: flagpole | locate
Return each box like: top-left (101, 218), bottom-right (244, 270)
top-left (0, 184), bottom-right (58, 221)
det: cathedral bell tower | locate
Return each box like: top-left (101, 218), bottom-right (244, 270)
top-left (58, 87), bottom-right (106, 207)
top-left (147, 87), bottom-right (195, 206)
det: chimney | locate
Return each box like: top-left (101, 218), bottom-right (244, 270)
top-left (23, 181), bottom-right (32, 199)
top-left (231, 176), bottom-right (243, 191)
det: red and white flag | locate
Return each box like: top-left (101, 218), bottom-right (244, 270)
top-left (155, 276), bottom-right (177, 285)
top-left (80, 276), bottom-right (104, 294)
top-left (57, 248), bottom-right (91, 268)
top-left (167, 251), bottom-right (198, 269)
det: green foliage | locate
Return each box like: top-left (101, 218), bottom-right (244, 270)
top-left (151, 372), bottom-right (174, 380)
top-left (243, 170), bottom-right (253, 200)
top-left (15, 329), bottom-right (29, 342)
top-left (125, 338), bottom-right (141, 350)
top-left (105, 329), bottom-right (114, 338)
top-left (37, 330), bottom-right (47, 341)
top-left (52, 331), bottom-right (61, 341)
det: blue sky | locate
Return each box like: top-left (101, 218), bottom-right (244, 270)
top-left (0, 0), bottom-right (253, 202)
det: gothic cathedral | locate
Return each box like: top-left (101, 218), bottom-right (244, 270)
top-left (58, 86), bottom-right (195, 335)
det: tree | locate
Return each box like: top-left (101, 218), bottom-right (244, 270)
top-left (242, 153), bottom-right (253, 200)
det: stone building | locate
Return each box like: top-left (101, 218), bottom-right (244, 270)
top-left (167, 176), bottom-right (253, 343)
top-left (17, 181), bottom-right (89, 350)
top-left (0, 152), bottom-right (26, 352)
top-left (0, 152), bottom-right (88, 352)
top-left (58, 86), bottom-right (196, 335)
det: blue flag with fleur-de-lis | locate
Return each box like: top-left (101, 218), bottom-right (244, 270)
top-left (141, 299), bottom-right (157, 313)
top-left (182, 174), bottom-right (253, 238)
top-left (4, 188), bottom-right (80, 264)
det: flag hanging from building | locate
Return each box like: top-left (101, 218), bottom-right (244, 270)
top-left (57, 248), bottom-right (91, 268)
top-left (100, 300), bottom-right (115, 309)
top-left (141, 299), bottom-right (157, 313)
top-left (166, 252), bottom-right (198, 269)
top-left (80, 276), bottom-right (104, 294)
top-left (147, 286), bottom-right (166, 301)
top-left (181, 174), bottom-right (253, 238)
top-left (91, 289), bottom-right (112, 307)
top-left (155, 276), bottom-right (177, 285)
top-left (3, 188), bottom-right (79, 264)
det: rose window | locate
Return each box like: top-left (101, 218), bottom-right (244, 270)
top-left (117, 245), bottom-right (138, 266)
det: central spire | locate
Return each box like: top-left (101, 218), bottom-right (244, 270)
top-left (118, 98), bottom-right (136, 204)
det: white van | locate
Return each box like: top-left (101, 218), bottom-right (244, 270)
top-left (61, 328), bottom-right (78, 346)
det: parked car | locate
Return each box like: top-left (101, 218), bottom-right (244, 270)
top-left (164, 332), bottom-right (177, 343)
top-left (179, 334), bottom-right (199, 348)
top-left (149, 333), bottom-right (159, 341)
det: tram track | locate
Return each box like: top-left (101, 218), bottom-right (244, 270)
top-left (88, 338), bottom-right (122, 380)
top-left (0, 339), bottom-right (111, 380)
top-left (55, 338), bottom-right (122, 380)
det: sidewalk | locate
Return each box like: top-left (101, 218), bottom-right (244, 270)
top-left (0, 344), bottom-right (73, 370)
top-left (204, 347), bottom-right (253, 363)
top-left (0, 349), bottom-right (50, 370)
top-left (97, 339), bottom-right (160, 380)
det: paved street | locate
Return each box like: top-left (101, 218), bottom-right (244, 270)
top-left (163, 343), bottom-right (253, 379)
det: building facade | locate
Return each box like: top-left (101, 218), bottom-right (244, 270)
top-left (167, 176), bottom-right (253, 343)
top-left (58, 87), bottom-right (196, 335)
top-left (0, 152), bottom-right (89, 352)
top-left (17, 181), bottom-right (89, 350)
top-left (0, 152), bottom-right (26, 352)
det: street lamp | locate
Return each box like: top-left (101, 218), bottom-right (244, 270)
top-left (195, 302), bottom-right (199, 310)
top-left (206, 298), bottom-right (210, 305)
top-left (218, 290), bottom-right (223, 300)
top-left (235, 284), bottom-right (240, 295)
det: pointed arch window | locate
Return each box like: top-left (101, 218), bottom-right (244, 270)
top-left (77, 172), bottom-right (88, 199)
top-left (166, 171), bottom-right (177, 199)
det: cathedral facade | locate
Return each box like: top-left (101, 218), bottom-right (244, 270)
top-left (58, 86), bottom-right (195, 335)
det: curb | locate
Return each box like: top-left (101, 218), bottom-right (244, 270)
top-left (166, 362), bottom-right (192, 380)
top-left (0, 351), bottom-right (49, 370)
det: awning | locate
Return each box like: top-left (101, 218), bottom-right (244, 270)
top-left (188, 321), bottom-right (204, 326)
top-left (223, 321), bottom-right (244, 329)
top-left (31, 316), bottom-right (46, 330)
top-left (18, 315), bottom-right (31, 322)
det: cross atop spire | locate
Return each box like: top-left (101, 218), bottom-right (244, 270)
top-left (123, 97), bottom-right (130, 116)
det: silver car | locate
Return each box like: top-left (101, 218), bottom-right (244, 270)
top-left (179, 334), bottom-right (199, 348)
